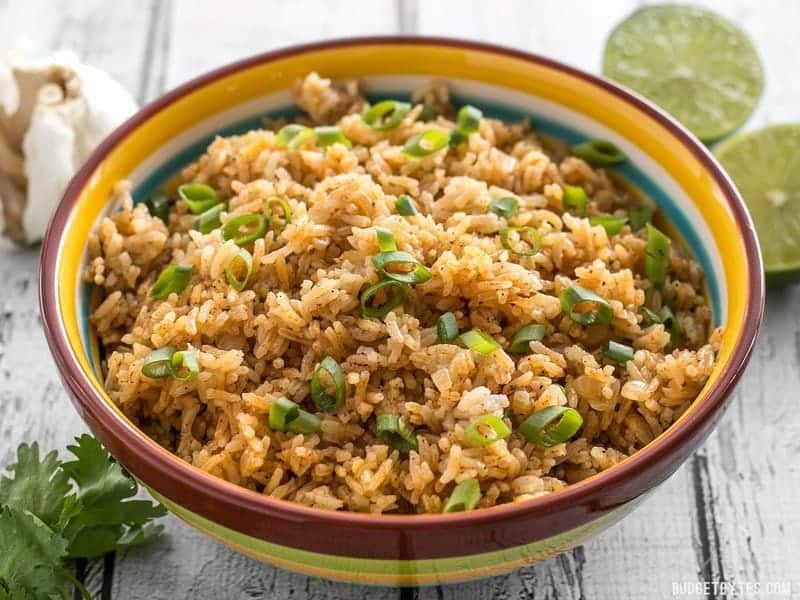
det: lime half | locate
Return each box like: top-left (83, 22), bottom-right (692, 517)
top-left (603, 4), bottom-right (764, 142)
top-left (715, 125), bottom-right (800, 286)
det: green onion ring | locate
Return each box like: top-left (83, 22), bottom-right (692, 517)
top-left (360, 279), bottom-right (406, 318)
top-left (363, 100), bottom-right (411, 131)
top-left (144, 192), bottom-right (170, 222)
top-left (488, 197), bottom-right (519, 219)
top-left (464, 415), bottom-right (511, 448)
top-left (375, 227), bottom-right (398, 252)
top-left (456, 105), bottom-right (483, 134)
top-left (437, 312), bottom-right (459, 343)
top-left (196, 203), bottom-right (224, 234)
top-left (225, 247), bottom-right (253, 292)
top-left (448, 129), bottom-right (467, 148)
top-left (376, 414), bottom-right (418, 453)
top-left (589, 215), bottom-right (627, 235)
top-left (571, 139), bottom-right (626, 165)
top-left (394, 194), bottom-right (419, 216)
top-left (314, 125), bottom-right (352, 148)
top-left (141, 347), bottom-right (177, 379)
top-left (418, 103), bottom-right (436, 123)
top-left (222, 213), bottom-right (268, 246)
top-left (639, 306), bottom-right (662, 325)
top-left (645, 223), bottom-right (671, 288)
top-left (178, 183), bottom-right (221, 214)
top-left (371, 251), bottom-right (431, 285)
top-left (276, 124), bottom-right (314, 149)
top-left (560, 285), bottom-right (613, 326)
top-left (603, 341), bottom-right (635, 362)
top-left (170, 350), bottom-right (200, 381)
top-left (403, 130), bottom-right (450, 158)
top-left (500, 226), bottom-right (541, 256)
top-left (658, 305), bottom-right (682, 347)
top-left (628, 205), bottom-right (654, 231)
top-left (519, 406), bottom-right (583, 447)
top-left (264, 196), bottom-right (292, 230)
top-left (311, 356), bottom-right (346, 412)
top-left (508, 324), bottom-right (546, 354)
top-left (443, 478), bottom-right (481, 513)
top-left (150, 264), bottom-right (192, 299)
top-left (562, 185), bottom-right (588, 216)
top-left (287, 410), bottom-right (321, 434)
top-left (460, 330), bottom-right (501, 355)
top-left (269, 397), bottom-right (300, 431)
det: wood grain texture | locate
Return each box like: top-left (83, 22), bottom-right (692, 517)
top-left (1, 0), bottom-right (798, 598)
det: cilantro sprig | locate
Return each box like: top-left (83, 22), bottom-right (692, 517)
top-left (0, 435), bottom-right (165, 599)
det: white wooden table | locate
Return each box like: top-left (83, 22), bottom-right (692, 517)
top-left (1, 1), bottom-right (799, 598)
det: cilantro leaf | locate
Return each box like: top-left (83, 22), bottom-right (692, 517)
top-left (59, 435), bottom-right (166, 558)
top-left (0, 506), bottom-right (68, 598)
top-left (0, 443), bottom-right (71, 528)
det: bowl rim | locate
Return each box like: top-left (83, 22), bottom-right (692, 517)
top-left (39, 35), bottom-right (764, 554)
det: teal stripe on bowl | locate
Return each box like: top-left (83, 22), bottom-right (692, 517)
top-left (77, 91), bottom-right (722, 360)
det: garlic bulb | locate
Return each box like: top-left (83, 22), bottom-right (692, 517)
top-left (0, 52), bottom-right (137, 243)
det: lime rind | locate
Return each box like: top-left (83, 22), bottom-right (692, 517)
top-left (603, 4), bottom-right (764, 143)
top-left (714, 124), bottom-right (800, 286)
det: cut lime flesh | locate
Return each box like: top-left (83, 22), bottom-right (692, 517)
top-left (714, 124), bottom-right (800, 286)
top-left (603, 4), bottom-right (764, 142)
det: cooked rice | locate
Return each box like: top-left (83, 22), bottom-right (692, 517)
top-left (86, 73), bottom-right (721, 514)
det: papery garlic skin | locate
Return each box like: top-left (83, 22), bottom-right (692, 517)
top-left (0, 52), bottom-right (137, 243)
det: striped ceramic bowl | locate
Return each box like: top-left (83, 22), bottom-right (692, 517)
top-left (39, 38), bottom-right (763, 585)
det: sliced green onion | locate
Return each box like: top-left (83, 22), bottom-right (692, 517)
top-left (264, 196), bottom-right (292, 230)
top-left (562, 185), bottom-right (588, 215)
top-left (311, 356), bottom-right (346, 412)
top-left (628, 205), bottom-right (654, 231)
top-left (456, 105), bottom-right (482, 134)
top-left (363, 100), bottom-right (411, 131)
top-left (403, 130), bottom-right (450, 158)
top-left (269, 397), bottom-right (300, 431)
top-left (645, 223), bottom-right (671, 288)
top-left (314, 125), bottom-right (352, 148)
top-left (276, 124), bottom-right (314, 149)
top-left (464, 415), bottom-right (510, 448)
top-left (170, 349), bottom-right (199, 381)
top-left (589, 215), bottom-right (627, 235)
top-left (141, 347), bottom-right (177, 379)
top-left (269, 397), bottom-right (321, 434)
top-left (437, 312), bottom-right (459, 343)
top-left (603, 341), bottom-right (634, 362)
top-left (508, 324), bottom-right (546, 354)
top-left (460, 330), bottom-right (501, 355)
top-left (225, 247), bottom-right (253, 292)
top-left (443, 478), bottom-right (480, 513)
top-left (287, 410), bottom-right (321, 434)
top-left (375, 227), bottom-right (398, 252)
top-left (500, 226), bottom-right (541, 256)
top-left (196, 203), bottom-right (224, 234)
top-left (143, 193), bottom-right (170, 223)
top-left (150, 264), bottom-right (192, 299)
top-left (488, 197), bottom-right (519, 219)
top-left (360, 279), bottom-right (406, 318)
top-left (418, 103), bottom-right (436, 123)
top-left (178, 183), bottom-right (221, 214)
top-left (640, 306), bottom-right (662, 325)
top-left (658, 305), bottom-right (682, 347)
top-left (519, 406), bottom-right (583, 447)
top-left (571, 139), bottom-right (626, 165)
top-left (394, 194), bottom-right (418, 216)
top-left (376, 414), bottom-right (418, 453)
top-left (372, 251), bottom-right (431, 285)
top-left (560, 285), bottom-right (613, 326)
top-left (222, 213), bottom-right (268, 246)
top-left (448, 129), bottom-right (467, 148)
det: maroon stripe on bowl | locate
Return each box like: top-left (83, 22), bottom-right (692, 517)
top-left (39, 36), bottom-right (764, 561)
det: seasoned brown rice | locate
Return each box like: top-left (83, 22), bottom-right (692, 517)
top-left (86, 72), bottom-right (721, 514)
